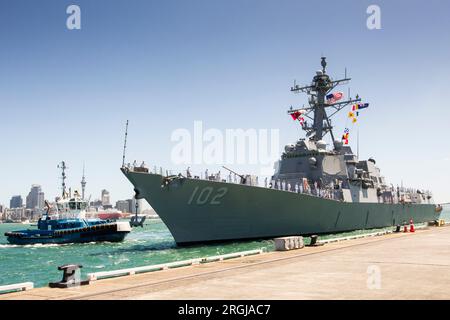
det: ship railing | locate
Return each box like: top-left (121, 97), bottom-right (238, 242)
top-left (0, 282), bottom-right (34, 294)
top-left (87, 249), bottom-right (264, 281)
top-left (268, 184), bottom-right (344, 201)
top-left (132, 166), bottom-right (432, 203)
top-left (180, 169), bottom-right (434, 202)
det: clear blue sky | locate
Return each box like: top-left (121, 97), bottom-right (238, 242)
top-left (1, 0), bottom-right (449, 205)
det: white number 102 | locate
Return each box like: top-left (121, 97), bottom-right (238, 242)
top-left (188, 187), bottom-right (228, 205)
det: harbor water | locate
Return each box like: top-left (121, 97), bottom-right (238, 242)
top-left (1, 207), bottom-right (449, 288)
top-left (0, 219), bottom-right (274, 288)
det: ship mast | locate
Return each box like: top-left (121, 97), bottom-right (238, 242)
top-left (58, 161), bottom-right (67, 199)
top-left (122, 120), bottom-right (129, 167)
top-left (289, 57), bottom-right (362, 148)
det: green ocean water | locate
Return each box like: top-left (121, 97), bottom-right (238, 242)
top-left (0, 219), bottom-right (274, 288)
top-left (1, 207), bottom-right (449, 288)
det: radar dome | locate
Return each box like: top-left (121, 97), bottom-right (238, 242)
top-left (285, 144), bottom-right (295, 152)
top-left (334, 140), bottom-right (343, 150)
top-left (309, 157), bottom-right (317, 166)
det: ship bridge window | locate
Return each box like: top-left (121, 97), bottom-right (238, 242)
top-left (69, 202), bottom-right (76, 210)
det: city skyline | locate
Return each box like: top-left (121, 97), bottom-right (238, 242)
top-left (1, 182), bottom-right (144, 222)
top-left (1, 180), bottom-right (150, 217)
top-left (1, 0), bottom-right (449, 204)
top-left (2, 184), bottom-right (131, 209)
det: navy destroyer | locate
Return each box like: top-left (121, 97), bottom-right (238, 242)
top-left (122, 57), bottom-right (442, 245)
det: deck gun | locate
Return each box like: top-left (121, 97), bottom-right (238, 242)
top-left (222, 166), bottom-right (247, 184)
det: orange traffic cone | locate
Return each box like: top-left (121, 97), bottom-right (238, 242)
top-left (409, 219), bottom-right (415, 232)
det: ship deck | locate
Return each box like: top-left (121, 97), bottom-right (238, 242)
top-left (2, 225), bottom-right (450, 300)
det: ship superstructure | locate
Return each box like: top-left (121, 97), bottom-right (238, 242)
top-left (272, 57), bottom-right (432, 205)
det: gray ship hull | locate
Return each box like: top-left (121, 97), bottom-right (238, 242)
top-left (123, 170), bottom-right (440, 245)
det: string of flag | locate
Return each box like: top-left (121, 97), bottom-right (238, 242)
top-left (287, 91), bottom-right (370, 147)
top-left (342, 103), bottom-right (370, 144)
top-left (342, 128), bottom-right (350, 145)
top-left (347, 103), bottom-right (369, 123)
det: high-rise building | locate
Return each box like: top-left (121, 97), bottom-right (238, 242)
top-left (127, 198), bottom-right (143, 214)
top-left (10, 195), bottom-right (23, 209)
top-left (26, 185), bottom-right (44, 209)
top-left (38, 191), bottom-right (45, 210)
top-left (101, 189), bottom-right (110, 206)
top-left (127, 199), bottom-right (134, 213)
top-left (115, 200), bottom-right (131, 213)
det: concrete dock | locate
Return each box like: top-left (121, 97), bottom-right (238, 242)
top-left (1, 225), bottom-right (450, 300)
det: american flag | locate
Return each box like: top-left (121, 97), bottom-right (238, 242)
top-left (326, 92), bottom-right (343, 104)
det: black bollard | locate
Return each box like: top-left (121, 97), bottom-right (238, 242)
top-left (306, 235), bottom-right (324, 247)
top-left (310, 235), bottom-right (318, 246)
top-left (49, 264), bottom-right (90, 288)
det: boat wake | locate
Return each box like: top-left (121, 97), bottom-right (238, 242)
top-left (0, 244), bottom-right (20, 248)
top-left (0, 243), bottom-right (72, 249)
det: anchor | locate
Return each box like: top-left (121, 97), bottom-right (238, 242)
top-left (129, 189), bottom-right (146, 228)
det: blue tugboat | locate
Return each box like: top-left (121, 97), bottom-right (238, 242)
top-left (5, 162), bottom-right (131, 245)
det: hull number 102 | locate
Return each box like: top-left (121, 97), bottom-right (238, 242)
top-left (188, 186), bottom-right (228, 205)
